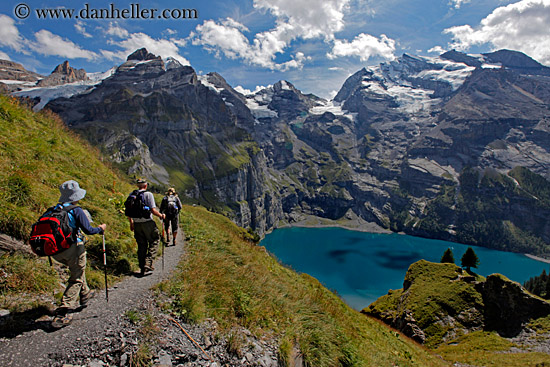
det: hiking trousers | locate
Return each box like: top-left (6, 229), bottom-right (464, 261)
top-left (163, 214), bottom-right (179, 234)
top-left (52, 242), bottom-right (90, 309)
top-left (134, 220), bottom-right (159, 271)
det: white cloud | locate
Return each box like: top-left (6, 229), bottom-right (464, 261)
top-left (0, 15), bottom-right (24, 52)
top-left (105, 32), bottom-right (190, 66)
top-left (449, 0), bottom-right (470, 9)
top-left (444, 0), bottom-right (550, 65)
top-left (163, 28), bottom-right (178, 36)
top-left (75, 21), bottom-right (93, 38)
top-left (327, 33), bottom-right (396, 61)
top-left (253, 0), bottom-right (350, 41)
top-left (191, 18), bottom-right (309, 70)
top-left (105, 23), bottom-right (130, 38)
top-left (234, 85), bottom-right (268, 95)
top-left (428, 45), bottom-right (446, 54)
top-left (30, 30), bottom-right (98, 60)
top-left (191, 0), bottom-right (352, 70)
top-left (0, 50), bottom-right (10, 60)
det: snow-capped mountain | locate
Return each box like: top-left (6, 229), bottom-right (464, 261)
top-left (7, 48), bottom-right (550, 256)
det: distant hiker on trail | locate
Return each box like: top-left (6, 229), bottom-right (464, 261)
top-left (159, 187), bottom-right (183, 247)
top-left (125, 178), bottom-right (165, 277)
top-left (48, 180), bottom-right (106, 329)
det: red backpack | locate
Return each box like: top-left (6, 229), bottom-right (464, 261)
top-left (29, 205), bottom-right (77, 256)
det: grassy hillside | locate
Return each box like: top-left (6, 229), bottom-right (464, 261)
top-left (365, 260), bottom-right (550, 366)
top-left (158, 205), bottom-right (448, 367)
top-left (0, 94), bottom-right (137, 311)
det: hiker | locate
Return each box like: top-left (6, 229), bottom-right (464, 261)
top-left (126, 178), bottom-right (165, 276)
top-left (159, 187), bottom-right (183, 246)
top-left (51, 180), bottom-right (106, 328)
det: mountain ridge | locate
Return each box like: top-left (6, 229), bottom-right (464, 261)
top-left (7, 48), bottom-right (550, 258)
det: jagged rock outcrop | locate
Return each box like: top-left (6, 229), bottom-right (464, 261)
top-left (482, 274), bottom-right (550, 336)
top-left (36, 60), bottom-right (88, 87)
top-left (363, 260), bottom-right (550, 345)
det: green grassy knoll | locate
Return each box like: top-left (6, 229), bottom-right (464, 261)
top-left (158, 205), bottom-right (449, 367)
top-left (366, 260), bottom-right (550, 366)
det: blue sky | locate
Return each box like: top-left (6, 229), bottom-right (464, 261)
top-left (1, 0), bottom-right (549, 98)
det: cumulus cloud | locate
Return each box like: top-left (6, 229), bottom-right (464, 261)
top-left (105, 32), bottom-right (189, 65)
top-left (253, 0), bottom-right (349, 41)
top-left (0, 15), bottom-right (24, 52)
top-left (191, 0), bottom-right (350, 70)
top-left (105, 22), bottom-right (130, 38)
top-left (30, 30), bottom-right (98, 60)
top-left (444, 0), bottom-right (550, 65)
top-left (191, 18), bottom-right (310, 70)
top-left (0, 14), bottom-right (99, 60)
top-left (327, 33), bottom-right (396, 61)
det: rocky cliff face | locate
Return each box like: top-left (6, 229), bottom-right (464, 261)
top-left (19, 48), bottom-right (550, 251)
top-left (364, 260), bottom-right (550, 345)
top-left (0, 59), bottom-right (43, 92)
top-left (36, 60), bottom-right (88, 87)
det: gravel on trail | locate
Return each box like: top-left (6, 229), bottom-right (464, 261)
top-left (0, 234), bottom-right (281, 367)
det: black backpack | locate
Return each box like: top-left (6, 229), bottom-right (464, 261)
top-left (124, 190), bottom-right (151, 218)
top-left (29, 205), bottom-right (77, 256)
top-left (166, 195), bottom-right (179, 217)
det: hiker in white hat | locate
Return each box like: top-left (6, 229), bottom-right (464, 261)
top-left (51, 180), bottom-right (106, 328)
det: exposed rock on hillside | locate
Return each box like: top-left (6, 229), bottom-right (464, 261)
top-left (37, 60), bottom-right (88, 87)
top-left (363, 260), bottom-right (550, 346)
top-left (0, 60), bottom-right (43, 92)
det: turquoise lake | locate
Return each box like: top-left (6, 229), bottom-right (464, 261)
top-left (261, 227), bottom-right (550, 311)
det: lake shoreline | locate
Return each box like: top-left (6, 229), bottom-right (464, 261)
top-left (524, 253), bottom-right (550, 264)
top-left (273, 214), bottom-right (392, 234)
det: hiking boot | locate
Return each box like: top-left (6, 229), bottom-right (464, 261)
top-left (80, 290), bottom-right (95, 307)
top-left (51, 312), bottom-right (73, 329)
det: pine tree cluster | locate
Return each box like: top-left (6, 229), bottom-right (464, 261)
top-left (523, 269), bottom-right (550, 299)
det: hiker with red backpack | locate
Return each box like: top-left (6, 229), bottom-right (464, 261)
top-left (159, 187), bottom-right (182, 247)
top-left (30, 180), bottom-right (106, 328)
top-left (125, 178), bottom-right (165, 277)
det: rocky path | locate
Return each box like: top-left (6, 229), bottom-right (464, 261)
top-left (0, 236), bottom-right (185, 366)
top-left (0, 233), bottom-right (280, 367)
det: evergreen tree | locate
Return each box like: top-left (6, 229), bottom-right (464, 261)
top-left (441, 248), bottom-right (455, 264)
top-left (461, 247), bottom-right (480, 272)
top-left (546, 276), bottom-right (550, 300)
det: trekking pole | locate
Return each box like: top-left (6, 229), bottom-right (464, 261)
top-left (102, 234), bottom-right (109, 302)
top-left (161, 219), bottom-right (165, 272)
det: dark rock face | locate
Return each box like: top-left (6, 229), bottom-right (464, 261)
top-left (127, 47), bottom-right (162, 61)
top-left (481, 274), bottom-right (550, 336)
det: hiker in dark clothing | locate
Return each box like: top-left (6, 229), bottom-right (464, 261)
top-left (126, 178), bottom-right (165, 276)
top-left (51, 180), bottom-right (106, 328)
top-left (159, 187), bottom-right (183, 246)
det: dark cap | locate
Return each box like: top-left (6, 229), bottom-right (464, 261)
top-left (136, 178), bottom-right (147, 184)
